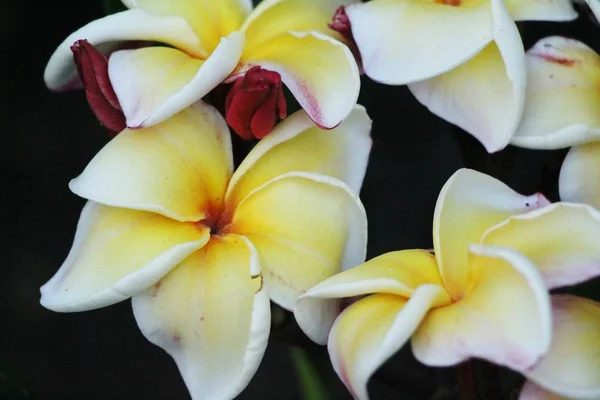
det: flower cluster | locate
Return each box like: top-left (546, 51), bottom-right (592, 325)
top-left (41, 0), bottom-right (600, 399)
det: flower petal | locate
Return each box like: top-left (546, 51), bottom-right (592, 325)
top-left (412, 244), bottom-right (552, 371)
top-left (132, 235), bottom-right (270, 400)
top-left (240, 31), bottom-right (360, 129)
top-left (505, 0), bottom-right (577, 21)
top-left (523, 295), bottom-right (600, 400)
top-left (519, 381), bottom-right (568, 400)
top-left (40, 202), bottom-right (210, 312)
top-left (345, 0), bottom-right (493, 85)
top-left (480, 202), bottom-right (600, 289)
top-left (242, 0), bottom-right (352, 49)
top-left (511, 37), bottom-right (600, 149)
top-left (294, 249), bottom-right (447, 345)
top-left (44, 9), bottom-right (203, 91)
top-left (587, 0), bottom-right (600, 21)
top-left (228, 172), bottom-right (367, 311)
top-left (409, 0), bottom-right (526, 153)
top-left (226, 105), bottom-right (372, 207)
top-left (559, 143), bottom-right (600, 208)
top-left (433, 168), bottom-right (549, 299)
top-left (70, 102), bottom-right (233, 222)
top-left (328, 286), bottom-right (449, 400)
top-left (110, 32), bottom-right (244, 128)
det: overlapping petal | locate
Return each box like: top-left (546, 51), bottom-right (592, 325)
top-left (110, 32), bottom-right (245, 128)
top-left (511, 37), bottom-right (600, 149)
top-left (40, 202), bottom-right (210, 312)
top-left (505, 0), bottom-right (577, 21)
top-left (345, 0), bottom-right (493, 85)
top-left (559, 143), bottom-right (600, 208)
top-left (226, 105), bottom-right (372, 206)
top-left (228, 172), bottom-right (367, 311)
top-left (433, 169), bottom-right (549, 298)
top-left (523, 295), bottom-right (600, 400)
top-left (519, 381), bottom-right (569, 400)
top-left (587, 0), bottom-right (600, 21)
top-left (328, 286), bottom-right (449, 400)
top-left (295, 250), bottom-right (447, 344)
top-left (240, 31), bottom-right (360, 129)
top-left (44, 9), bottom-right (203, 91)
top-left (132, 235), bottom-right (270, 400)
top-left (409, 0), bottom-right (526, 153)
top-left (480, 202), bottom-right (600, 289)
top-left (412, 244), bottom-right (552, 371)
top-left (69, 102), bottom-right (233, 222)
top-left (122, 0), bottom-right (252, 52)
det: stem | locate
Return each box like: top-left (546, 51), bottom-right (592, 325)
top-left (457, 361), bottom-right (478, 400)
top-left (290, 347), bottom-right (328, 400)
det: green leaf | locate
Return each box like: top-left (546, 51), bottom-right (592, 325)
top-left (103, 0), bottom-right (127, 15)
top-left (290, 347), bottom-right (329, 400)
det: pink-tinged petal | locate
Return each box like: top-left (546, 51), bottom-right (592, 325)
top-left (345, 0), bottom-right (493, 85)
top-left (227, 172), bottom-right (367, 311)
top-left (409, 0), bottom-right (526, 153)
top-left (40, 202), bottom-right (210, 312)
top-left (226, 105), bottom-right (372, 207)
top-left (295, 250), bottom-right (448, 345)
top-left (505, 0), bottom-right (577, 21)
top-left (70, 102), bottom-right (233, 222)
top-left (511, 37), bottom-right (600, 149)
top-left (481, 202), bottom-right (600, 289)
top-left (412, 244), bottom-right (552, 371)
top-left (240, 31), bottom-right (360, 129)
top-left (132, 235), bottom-right (271, 400)
top-left (328, 286), bottom-right (449, 400)
top-left (433, 168), bottom-right (549, 299)
top-left (110, 32), bottom-right (244, 128)
top-left (559, 143), bottom-right (600, 209)
top-left (523, 295), bottom-right (600, 400)
top-left (520, 381), bottom-right (569, 400)
top-left (44, 9), bottom-right (203, 91)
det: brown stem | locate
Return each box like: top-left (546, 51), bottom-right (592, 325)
top-left (457, 361), bottom-right (478, 400)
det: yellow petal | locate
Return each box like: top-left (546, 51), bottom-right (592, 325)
top-left (226, 105), bottom-right (372, 207)
top-left (412, 244), bottom-right (552, 371)
top-left (44, 9), bottom-right (203, 91)
top-left (110, 32), bottom-right (244, 128)
top-left (481, 202), bottom-right (600, 289)
top-left (505, 0), bottom-right (577, 21)
top-left (524, 295), bottom-right (600, 400)
top-left (433, 168), bottom-right (549, 299)
top-left (70, 102), bottom-right (233, 222)
top-left (124, 0), bottom-right (252, 52)
top-left (345, 0), bottom-right (493, 84)
top-left (240, 31), bottom-right (360, 129)
top-left (40, 202), bottom-right (210, 312)
top-left (228, 172), bottom-right (367, 311)
top-left (328, 286), bottom-right (449, 400)
top-left (512, 37), bottom-right (600, 149)
top-left (132, 234), bottom-right (270, 400)
top-left (410, 0), bottom-right (526, 152)
top-left (294, 249), bottom-right (449, 344)
top-left (519, 381), bottom-right (569, 400)
top-left (242, 0), bottom-right (351, 51)
top-left (560, 143), bottom-right (600, 208)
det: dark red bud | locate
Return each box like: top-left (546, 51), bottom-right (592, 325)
top-left (71, 39), bottom-right (126, 136)
top-left (225, 66), bottom-right (287, 140)
top-left (328, 6), bottom-right (362, 66)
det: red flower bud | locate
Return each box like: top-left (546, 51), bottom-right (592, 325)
top-left (225, 66), bottom-right (287, 140)
top-left (328, 6), bottom-right (361, 65)
top-left (71, 40), bottom-right (126, 136)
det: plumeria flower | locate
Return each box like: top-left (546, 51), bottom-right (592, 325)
top-left (510, 36), bottom-right (600, 209)
top-left (40, 101), bottom-right (371, 399)
top-left (338, 0), bottom-right (576, 152)
top-left (295, 168), bottom-right (600, 400)
top-left (44, 0), bottom-right (360, 136)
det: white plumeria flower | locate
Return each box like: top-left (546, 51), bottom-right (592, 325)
top-left (44, 0), bottom-right (360, 130)
top-left (294, 168), bottom-right (600, 400)
top-left (40, 101), bottom-right (371, 399)
top-left (510, 36), bottom-right (600, 209)
top-left (342, 0), bottom-right (577, 152)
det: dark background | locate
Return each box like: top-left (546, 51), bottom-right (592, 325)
top-left (2, 1), bottom-right (599, 399)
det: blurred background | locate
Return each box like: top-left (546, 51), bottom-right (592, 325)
top-left (1, 1), bottom-right (599, 399)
